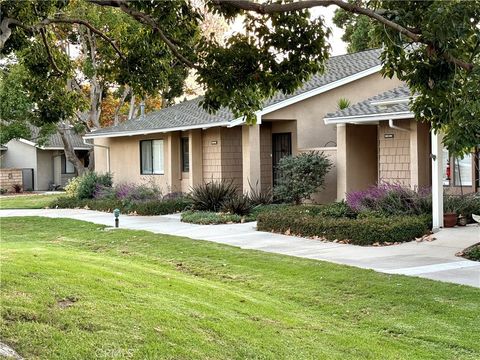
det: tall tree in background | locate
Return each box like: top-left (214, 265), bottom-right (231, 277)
top-left (0, 0), bottom-right (194, 173)
top-left (1, 0), bottom-right (479, 155)
top-left (333, 6), bottom-right (381, 53)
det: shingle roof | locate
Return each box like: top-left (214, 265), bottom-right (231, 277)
top-left (89, 48), bottom-right (383, 137)
top-left (29, 126), bottom-right (90, 149)
top-left (324, 85), bottom-right (412, 120)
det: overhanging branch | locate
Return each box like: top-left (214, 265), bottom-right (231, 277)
top-left (87, 0), bottom-right (197, 68)
top-left (40, 18), bottom-right (126, 60)
top-left (211, 0), bottom-right (474, 72)
top-left (39, 28), bottom-right (64, 75)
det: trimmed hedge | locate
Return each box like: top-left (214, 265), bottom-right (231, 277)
top-left (181, 211), bottom-right (243, 225)
top-left (461, 244), bottom-right (480, 262)
top-left (257, 209), bottom-right (430, 245)
top-left (50, 197), bottom-right (191, 216)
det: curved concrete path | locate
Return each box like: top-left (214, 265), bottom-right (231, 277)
top-left (1, 209), bottom-right (479, 288)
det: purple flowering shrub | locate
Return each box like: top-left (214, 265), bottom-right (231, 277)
top-left (113, 182), bottom-right (162, 203)
top-left (346, 183), bottom-right (432, 216)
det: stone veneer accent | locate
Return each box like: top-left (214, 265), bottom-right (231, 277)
top-left (378, 122), bottom-right (410, 186)
top-left (221, 127), bottom-right (243, 190)
top-left (202, 128), bottom-right (222, 182)
top-left (0, 168), bottom-right (23, 192)
top-left (260, 124), bottom-right (273, 190)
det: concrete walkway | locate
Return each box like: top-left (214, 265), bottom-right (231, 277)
top-left (1, 209), bottom-right (479, 288)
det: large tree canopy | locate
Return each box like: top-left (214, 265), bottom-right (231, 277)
top-left (1, 0), bottom-right (479, 154)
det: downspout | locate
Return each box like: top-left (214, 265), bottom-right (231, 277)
top-left (83, 138), bottom-right (110, 173)
top-left (388, 119), bottom-right (410, 132)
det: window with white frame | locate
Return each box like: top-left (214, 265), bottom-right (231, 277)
top-left (61, 154), bottom-right (75, 174)
top-left (454, 154), bottom-right (472, 186)
top-left (140, 140), bottom-right (164, 175)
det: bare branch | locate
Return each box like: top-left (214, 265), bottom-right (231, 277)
top-left (87, 0), bottom-right (197, 68)
top-left (0, 17), bottom-right (32, 49)
top-left (39, 28), bottom-right (64, 75)
top-left (40, 18), bottom-right (125, 60)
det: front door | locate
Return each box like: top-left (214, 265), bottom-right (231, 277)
top-left (272, 133), bottom-right (292, 185)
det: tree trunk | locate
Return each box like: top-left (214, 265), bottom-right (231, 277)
top-left (57, 126), bottom-right (87, 176)
top-left (87, 148), bottom-right (95, 171)
top-left (114, 86), bottom-right (131, 125)
top-left (128, 94), bottom-right (136, 120)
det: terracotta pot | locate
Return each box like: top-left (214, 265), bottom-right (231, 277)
top-left (443, 212), bottom-right (457, 228)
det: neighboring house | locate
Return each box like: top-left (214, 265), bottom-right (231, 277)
top-left (0, 127), bottom-right (91, 191)
top-left (86, 48), bottom-right (403, 203)
top-left (324, 85), bottom-right (479, 198)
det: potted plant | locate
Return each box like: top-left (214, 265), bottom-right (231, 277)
top-left (443, 195), bottom-right (458, 228)
top-left (457, 215), bottom-right (468, 226)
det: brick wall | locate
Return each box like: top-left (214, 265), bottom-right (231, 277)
top-left (0, 168), bottom-right (23, 192)
top-left (378, 122), bottom-right (411, 186)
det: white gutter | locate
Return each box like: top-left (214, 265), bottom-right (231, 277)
top-left (83, 121), bottom-right (233, 139)
top-left (324, 111), bottom-right (413, 125)
top-left (18, 138), bottom-right (91, 150)
top-left (388, 119), bottom-right (410, 132)
top-left (370, 97), bottom-right (415, 106)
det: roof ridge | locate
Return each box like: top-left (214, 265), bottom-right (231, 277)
top-left (327, 47), bottom-right (381, 60)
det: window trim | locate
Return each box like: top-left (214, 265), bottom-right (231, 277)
top-left (140, 139), bottom-right (165, 175)
top-left (181, 137), bottom-right (190, 173)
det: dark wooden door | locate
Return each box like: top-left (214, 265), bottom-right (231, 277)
top-left (272, 133), bottom-right (292, 185)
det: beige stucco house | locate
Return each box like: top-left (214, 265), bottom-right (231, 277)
top-left (0, 128), bottom-right (90, 191)
top-left (86, 49), bottom-right (406, 202)
top-left (324, 85), bottom-right (479, 199)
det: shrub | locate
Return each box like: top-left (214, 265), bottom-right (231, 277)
top-left (126, 198), bottom-right (191, 215)
top-left (190, 181), bottom-right (237, 212)
top-left (444, 193), bottom-right (480, 221)
top-left (50, 196), bottom-right (89, 209)
top-left (317, 201), bottom-right (357, 219)
top-left (77, 172), bottom-right (113, 200)
top-left (50, 196), bottom-right (190, 216)
top-left (273, 151), bottom-right (332, 204)
top-left (257, 208), bottom-right (430, 245)
top-left (12, 184), bottom-right (22, 193)
top-left (461, 244), bottom-right (480, 262)
top-left (247, 180), bottom-right (273, 206)
top-left (65, 177), bottom-right (82, 198)
top-left (221, 194), bottom-right (253, 216)
top-left (346, 183), bottom-right (431, 216)
top-left (181, 210), bottom-right (243, 225)
top-left (0, 188), bottom-right (7, 194)
top-left (113, 182), bottom-right (161, 203)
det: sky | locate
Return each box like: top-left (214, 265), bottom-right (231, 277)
top-left (311, 6), bottom-right (347, 56)
top-left (226, 5), bottom-right (347, 56)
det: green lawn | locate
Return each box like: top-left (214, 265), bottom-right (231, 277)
top-left (0, 194), bottom-right (61, 209)
top-left (1, 217), bottom-right (479, 360)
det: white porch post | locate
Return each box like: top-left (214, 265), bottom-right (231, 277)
top-left (431, 131), bottom-right (444, 230)
top-left (242, 124), bottom-right (261, 194)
